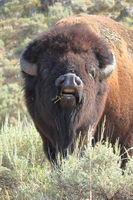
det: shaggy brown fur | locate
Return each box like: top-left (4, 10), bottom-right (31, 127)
top-left (21, 14), bottom-right (133, 165)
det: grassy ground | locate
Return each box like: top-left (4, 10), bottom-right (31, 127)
top-left (0, 118), bottom-right (133, 200)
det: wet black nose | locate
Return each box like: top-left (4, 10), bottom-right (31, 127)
top-left (55, 73), bottom-right (83, 88)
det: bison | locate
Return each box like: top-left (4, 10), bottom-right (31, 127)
top-left (20, 14), bottom-right (133, 165)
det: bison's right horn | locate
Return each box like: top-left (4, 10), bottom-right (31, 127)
top-left (20, 56), bottom-right (37, 76)
top-left (99, 53), bottom-right (116, 81)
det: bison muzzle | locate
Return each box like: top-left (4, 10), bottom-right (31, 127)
top-left (55, 73), bottom-right (83, 107)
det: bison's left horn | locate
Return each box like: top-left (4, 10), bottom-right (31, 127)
top-left (100, 54), bottom-right (116, 81)
top-left (20, 56), bottom-right (37, 76)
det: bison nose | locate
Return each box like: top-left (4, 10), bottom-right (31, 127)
top-left (55, 73), bottom-right (83, 88)
top-left (55, 73), bottom-right (83, 107)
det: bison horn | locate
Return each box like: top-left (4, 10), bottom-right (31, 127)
top-left (20, 56), bottom-right (37, 76)
top-left (100, 54), bottom-right (116, 81)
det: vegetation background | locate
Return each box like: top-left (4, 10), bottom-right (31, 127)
top-left (0, 0), bottom-right (133, 199)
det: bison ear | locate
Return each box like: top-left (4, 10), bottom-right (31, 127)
top-left (99, 53), bottom-right (116, 81)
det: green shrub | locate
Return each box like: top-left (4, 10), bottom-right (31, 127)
top-left (47, 2), bottom-right (74, 26)
top-left (0, 83), bottom-right (26, 126)
top-left (0, 39), bottom-right (5, 49)
top-left (51, 141), bottom-right (133, 200)
top-left (0, 120), bottom-right (132, 200)
top-left (0, 0), bottom-right (41, 18)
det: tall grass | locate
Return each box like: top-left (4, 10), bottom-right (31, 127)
top-left (0, 117), bottom-right (133, 200)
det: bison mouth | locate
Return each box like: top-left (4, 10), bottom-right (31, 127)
top-left (59, 87), bottom-right (81, 108)
top-left (52, 87), bottom-right (83, 108)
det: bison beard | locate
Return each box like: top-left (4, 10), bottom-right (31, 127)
top-left (36, 105), bottom-right (78, 163)
top-left (20, 14), bottom-right (133, 167)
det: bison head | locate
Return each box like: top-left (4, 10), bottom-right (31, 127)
top-left (20, 24), bottom-right (115, 162)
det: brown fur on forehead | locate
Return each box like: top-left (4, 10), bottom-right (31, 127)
top-left (58, 50), bottom-right (98, 68)
top-left (38, 23), bottom-right (109, 55)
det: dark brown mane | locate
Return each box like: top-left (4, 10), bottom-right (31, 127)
top-left (23, 23), bottom-right (111, 68)
top-left (38, 23), bottom-right (108, 54)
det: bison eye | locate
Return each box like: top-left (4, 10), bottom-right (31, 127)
top-left (86, 65), bottom-right (96, 80)
top-left (89, 67), bottom-right (96, 79)
top-left (88, 67), bottom-right (96, 79)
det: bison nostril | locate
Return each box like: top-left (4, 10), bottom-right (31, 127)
top-left (75, 77), bottom-right (82, 86)
top-left (55, 75), bottom-right (65, 86)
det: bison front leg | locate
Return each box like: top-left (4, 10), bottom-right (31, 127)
top-left (121, 133), bottom-right (133, 168)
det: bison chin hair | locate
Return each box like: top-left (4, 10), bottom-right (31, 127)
top-left (35, 100), bottom-right (83, 163)
top-left (54, 106), bottom-right (78, 149)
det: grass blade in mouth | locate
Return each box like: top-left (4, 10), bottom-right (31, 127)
top-left (52, 95), bottom-right (62, 104)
